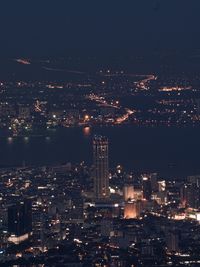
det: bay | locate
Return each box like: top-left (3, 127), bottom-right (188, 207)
top-left (0, 126), bottom-right (200, 178)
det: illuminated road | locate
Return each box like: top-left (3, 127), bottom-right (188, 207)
top-left (135, 74), bottom-right (157, 90)
top-left (116, 108), bottom-right (134, 124)
top-left (87, 94), bottom-right (135, 124)
top-left (87, 94), bottom-right (120, 109)
top-left (15, 59), bottom-right (31, 65)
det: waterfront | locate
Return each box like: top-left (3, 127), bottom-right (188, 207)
top-left (0, 126), bottom-right (200, 178)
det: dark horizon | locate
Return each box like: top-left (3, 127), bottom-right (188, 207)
top-left (1, 1), bottom-right (200, 57)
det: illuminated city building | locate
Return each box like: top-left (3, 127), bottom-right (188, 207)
top-left (124, 201), bottom-right (142, 219)
top-left (187, 175), bottom-right (200, 188)
top-left (181, 183), bottom-right (200, 209)
top-left (93, 136), bottom-right (109, 199)
top-left (123, 185), bottom-right (134, 201)
top-left (166, 231), bottom-right (180, 253)
top-left (180, 184), bottom-right (188, 207)
top-left (158, 180), bottom-right (166, 192)
top-left (133, 188), bottom-right (143, 200)
top-left (152, 191), bottom-right (167, 205)
top-left (142, 175), bottom-right (152, 201)
top-left (150, 173), bottom-right (158, 192)
top-left (7, 199), bottom-right (32, 244)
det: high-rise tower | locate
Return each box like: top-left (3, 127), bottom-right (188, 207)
top-left (93, 136), bottom-right (109, 199)
top-left (142, 175), bottom-right (152, 201)
top-left (7, 198), bottom-right (32, 244)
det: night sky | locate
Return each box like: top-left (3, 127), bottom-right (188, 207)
top-left (0, 1), bottom-right (200, 56)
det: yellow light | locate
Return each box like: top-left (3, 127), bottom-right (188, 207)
top-left (84, 115), bottom-right (90, 121)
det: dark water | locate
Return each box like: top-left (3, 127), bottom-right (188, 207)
top-left (1, 126), bottom-right (200, 178)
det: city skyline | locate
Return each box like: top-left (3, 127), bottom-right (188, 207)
top-left (1, 1), bottom-right (200, 266)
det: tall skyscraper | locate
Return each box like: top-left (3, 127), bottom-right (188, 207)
top-left (124, 201), bottom-right (142, 219)
top-left (150, 173), bottom-right (158, 192)
top-left (181, 183), bottom-right (200, 209)
top-left (7, 199), bottom-right (32, 244)
top-left (142, 175), bottom-right (152, 201)
top-left (93, 136), bottom-right (109, 199)
top-left (123, 185), bottom-right (134, 201)
top-left (166, 231), bottom-right (180, 253)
